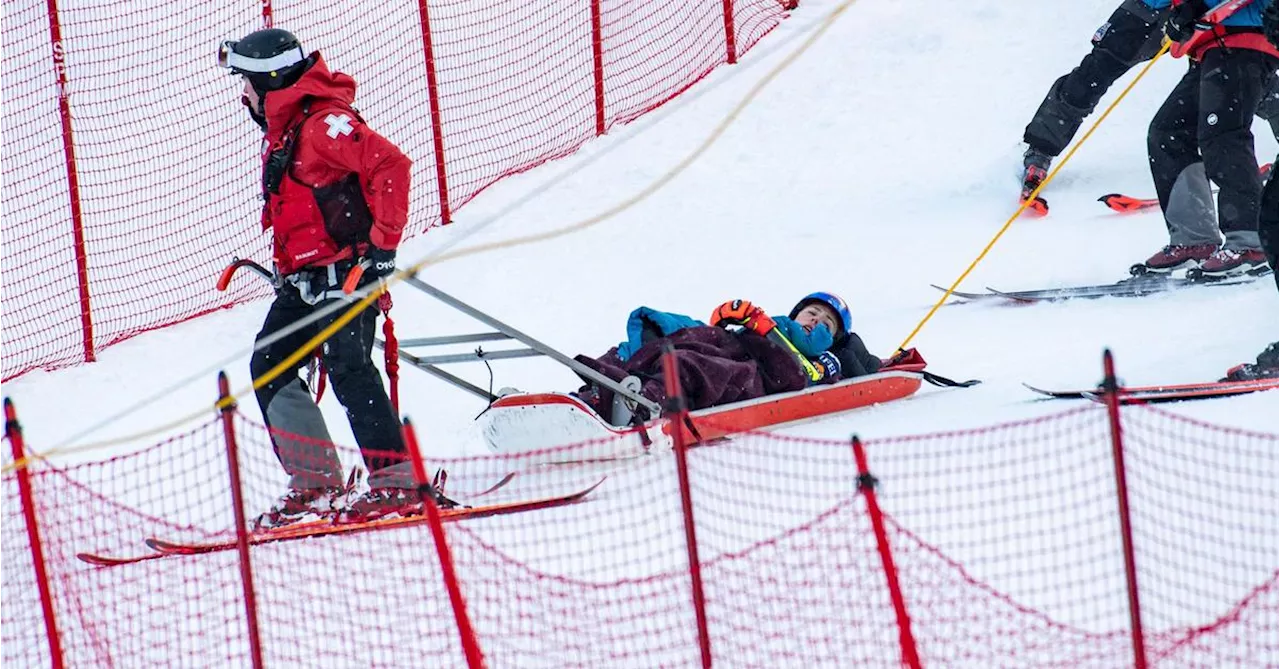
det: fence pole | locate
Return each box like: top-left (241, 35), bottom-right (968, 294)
top-left (851, 436), bottom-right (920, 669)
top-left (217, 373), bottom-right (265, 669)
top-left (402, 418), bottom-right (485, 668)
top-left (661, 344), bottom-right (712, 668)
top-left (589, 0), bottom-right (606, 135)
top-left (720, 0), bottom-right (737, 64)
top-left (416, 0), bottom-right (453, 226)
top-left (1100, 349), bottom-right (1147, 669)
top-left (5, 399), bottom-right (65, 668)
top-left (45, 0), bottom-right (94, 364)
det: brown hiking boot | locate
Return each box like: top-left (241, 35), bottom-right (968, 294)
top-left (1140, 244), bottom-right (1217, 272)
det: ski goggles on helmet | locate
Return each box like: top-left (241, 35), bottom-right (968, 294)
top-left (217, 40), bottom-right (305, 74)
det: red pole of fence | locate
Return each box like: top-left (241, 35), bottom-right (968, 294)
top-left (589, 0), bottom-right (607, 136)
top-left (720, 0), bottom-right (738, 64)
top-left (5, 398), bottom-right (65, 668)
top-left (217, 373), bottom-right (265, 669)
top-left (851, 436), bottom-right (921, 669)
top-left (661, 345), bottom-right (712, 669)
top-left (45, 0), bottom-right (95, 364)
top-left (402, 418), bottom-right (485, 668)
top-left (1100, 349), bottom-right (1147, 669)
top-left (416, 0), bottom-right (453, 226)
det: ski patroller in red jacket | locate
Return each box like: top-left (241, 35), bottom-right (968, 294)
top-left (258, 53), bottom-right (411, 276)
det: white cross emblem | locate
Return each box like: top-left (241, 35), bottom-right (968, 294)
top-left (324, 113), bottom-right (354, 139)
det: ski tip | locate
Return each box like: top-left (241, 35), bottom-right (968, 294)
top-left (77, 552), bottom-right (115, 566)
top-left (144, 537), bottom-right (186, 554)
top-left (1021, 382), bottom-right (1088, 399)
top-left (1099, 194), bottom-right (1158, 213)
top-left (983, 288), bottom-right (1039, 303)
top-left (1021, 382), bottom-right (1058, 396)
top-left (77, 551), bottom-right (154, 567)
top-left (584, 476), bottom-right (608, 495)
top-left (473, 471), bottom-right (517, 497)
top-left (929, 284), bottom-right (963, 298)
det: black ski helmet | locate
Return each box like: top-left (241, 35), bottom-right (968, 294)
top-left (218, 28), bottom-right (310, 93)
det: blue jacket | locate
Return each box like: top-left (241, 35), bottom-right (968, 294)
top-left (615, 307), bottom-right (704, 361)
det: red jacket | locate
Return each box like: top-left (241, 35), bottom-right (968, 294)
top-left (259, 54), bottom-right (411, 275)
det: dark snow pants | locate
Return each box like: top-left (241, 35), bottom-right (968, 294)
top-left (1148, 48), bottom-right (1278, 250)
top-left (251, 273), bottom-right (405, 489)
top-left (1262, 168), bottom-right (1278, 287)
top-left (1023, 0), bottom-right (1167, 156)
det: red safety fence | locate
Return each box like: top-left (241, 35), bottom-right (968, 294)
top-left (0, 0), bottom-right (788, 382)
top-left (5, 395), bottom-right (1276, 666)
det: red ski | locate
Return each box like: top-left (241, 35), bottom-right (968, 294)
top-left (78, 478), bottom-right (601, 567)
top-left (1025, 378), bottom-right (1277, 401)
top-left (1082, 379), bottom-right (1277, 404)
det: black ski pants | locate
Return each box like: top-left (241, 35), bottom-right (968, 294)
top-left (1262, 167), bottom-right (1278, 287)
top-left (251, 273), bottom-right (405, 489)
top-left (1024, 0), bottom-right (1167, 156)
top-left (1148, 48), bottom-right (1278, 247)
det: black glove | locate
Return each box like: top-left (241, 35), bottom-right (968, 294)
top-left (1165, 0), bottom-right (1211, 43)
top-left (1265, 0), bottom-right (1278, 48)
top-left (364, 245), bottom-right (397, 279)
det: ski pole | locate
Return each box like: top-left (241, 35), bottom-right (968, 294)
top-left (766, 327), bottom-right (823, 382)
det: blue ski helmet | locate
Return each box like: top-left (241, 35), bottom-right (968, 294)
top-left (789, 291), bottom-right (852, 341)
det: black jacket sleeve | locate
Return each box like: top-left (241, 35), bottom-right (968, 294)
top-left (833, 332), bottom-right (883, 379)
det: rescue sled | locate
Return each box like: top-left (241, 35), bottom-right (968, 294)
top-left (381, 277), bottom-right (954, 460)
top-left (477, 369), bottom-right (925, 455)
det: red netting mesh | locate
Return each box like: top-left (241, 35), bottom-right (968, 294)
top-left (0, 0), bottom-right (787, 382)
top-left (4, 402), bottom-right (1275, 666)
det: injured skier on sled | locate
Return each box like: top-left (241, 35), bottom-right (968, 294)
top-left (567, 291), bottom-right (889, 426)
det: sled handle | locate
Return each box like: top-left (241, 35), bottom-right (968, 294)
top-left (342, 261), bottom-right (369, 295)
top-left (216, 258), bottom-right (275, 291)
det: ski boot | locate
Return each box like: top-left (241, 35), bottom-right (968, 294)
top-left (1186, 247), bottom-right (1270, 282)
top-left (253, 468), bottom-right (363, 531)
top-left (1129, 243), bottom-right (1217, 277)
top-left (1020, 147), bottom-right (1051, 216)
top-left (1221, 342), bottom-right (1279, 382)
top-left (572, 383), bottom-right (608, 417)
top-left (338, 483), bottom-right (460, 524)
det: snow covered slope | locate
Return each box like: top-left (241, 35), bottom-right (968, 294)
top-left (5, 0), bottom-right (1276, 464)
